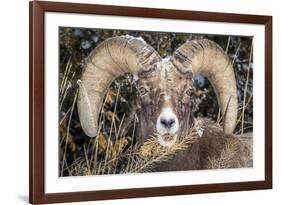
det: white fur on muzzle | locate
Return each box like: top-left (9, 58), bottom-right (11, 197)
top-left (156, 107), bottom-right (179, 146)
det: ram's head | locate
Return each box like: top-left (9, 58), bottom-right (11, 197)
top-left (77, 36), bottom-right (238, 146)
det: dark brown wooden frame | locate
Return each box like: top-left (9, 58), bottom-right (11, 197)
top-left (29, 1), bottom-right (272, 204)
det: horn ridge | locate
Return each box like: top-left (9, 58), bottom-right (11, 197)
top-left (171, 39), bottom-right (238, 134)
top-left (77, 35), bottom-right (161, 137)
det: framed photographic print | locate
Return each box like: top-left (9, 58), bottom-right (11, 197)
top-left (29, 1), bottom-right (272, 204)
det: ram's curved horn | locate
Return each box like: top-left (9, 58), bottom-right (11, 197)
top-left (77, 36), bottom-right (161, 137)
top-left (170, 39), bottom-right (238, 134)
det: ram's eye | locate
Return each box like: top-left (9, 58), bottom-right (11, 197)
top-left (139, 87), bottom-right (148, 96)
top-left (185, 87), bottom-right (193, 96)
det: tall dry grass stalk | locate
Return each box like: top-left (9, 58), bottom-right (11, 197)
top-left (241, 43), bottom-right (253, 134)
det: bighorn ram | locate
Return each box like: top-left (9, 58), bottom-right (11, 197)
top-left (77, 35), bottom-right (250, 171)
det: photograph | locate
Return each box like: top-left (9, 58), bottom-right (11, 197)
top-left (58, 27), bottom-right (253, 177)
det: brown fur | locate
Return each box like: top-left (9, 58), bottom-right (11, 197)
top-left (136, 61), bottom-right (193, 143)
top-left (135, 61), bottom-right (250, 171)
top-left (152, 119), bottom-right (252, 171)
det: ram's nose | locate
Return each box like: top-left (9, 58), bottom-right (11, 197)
top-left (160, 117), bottom-right (176, 129)
top-left (156, 107), bottom-right (179, 135)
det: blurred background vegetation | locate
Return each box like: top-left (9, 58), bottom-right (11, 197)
top-left (59, 27), bottom-right (253, 176)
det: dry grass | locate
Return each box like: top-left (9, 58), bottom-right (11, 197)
top-left (62, 121), bottom-right (198, 176)
top-left (206, 137), bottom-right (249, 169)
top-left (241, 43), bottom-right (253, 134)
